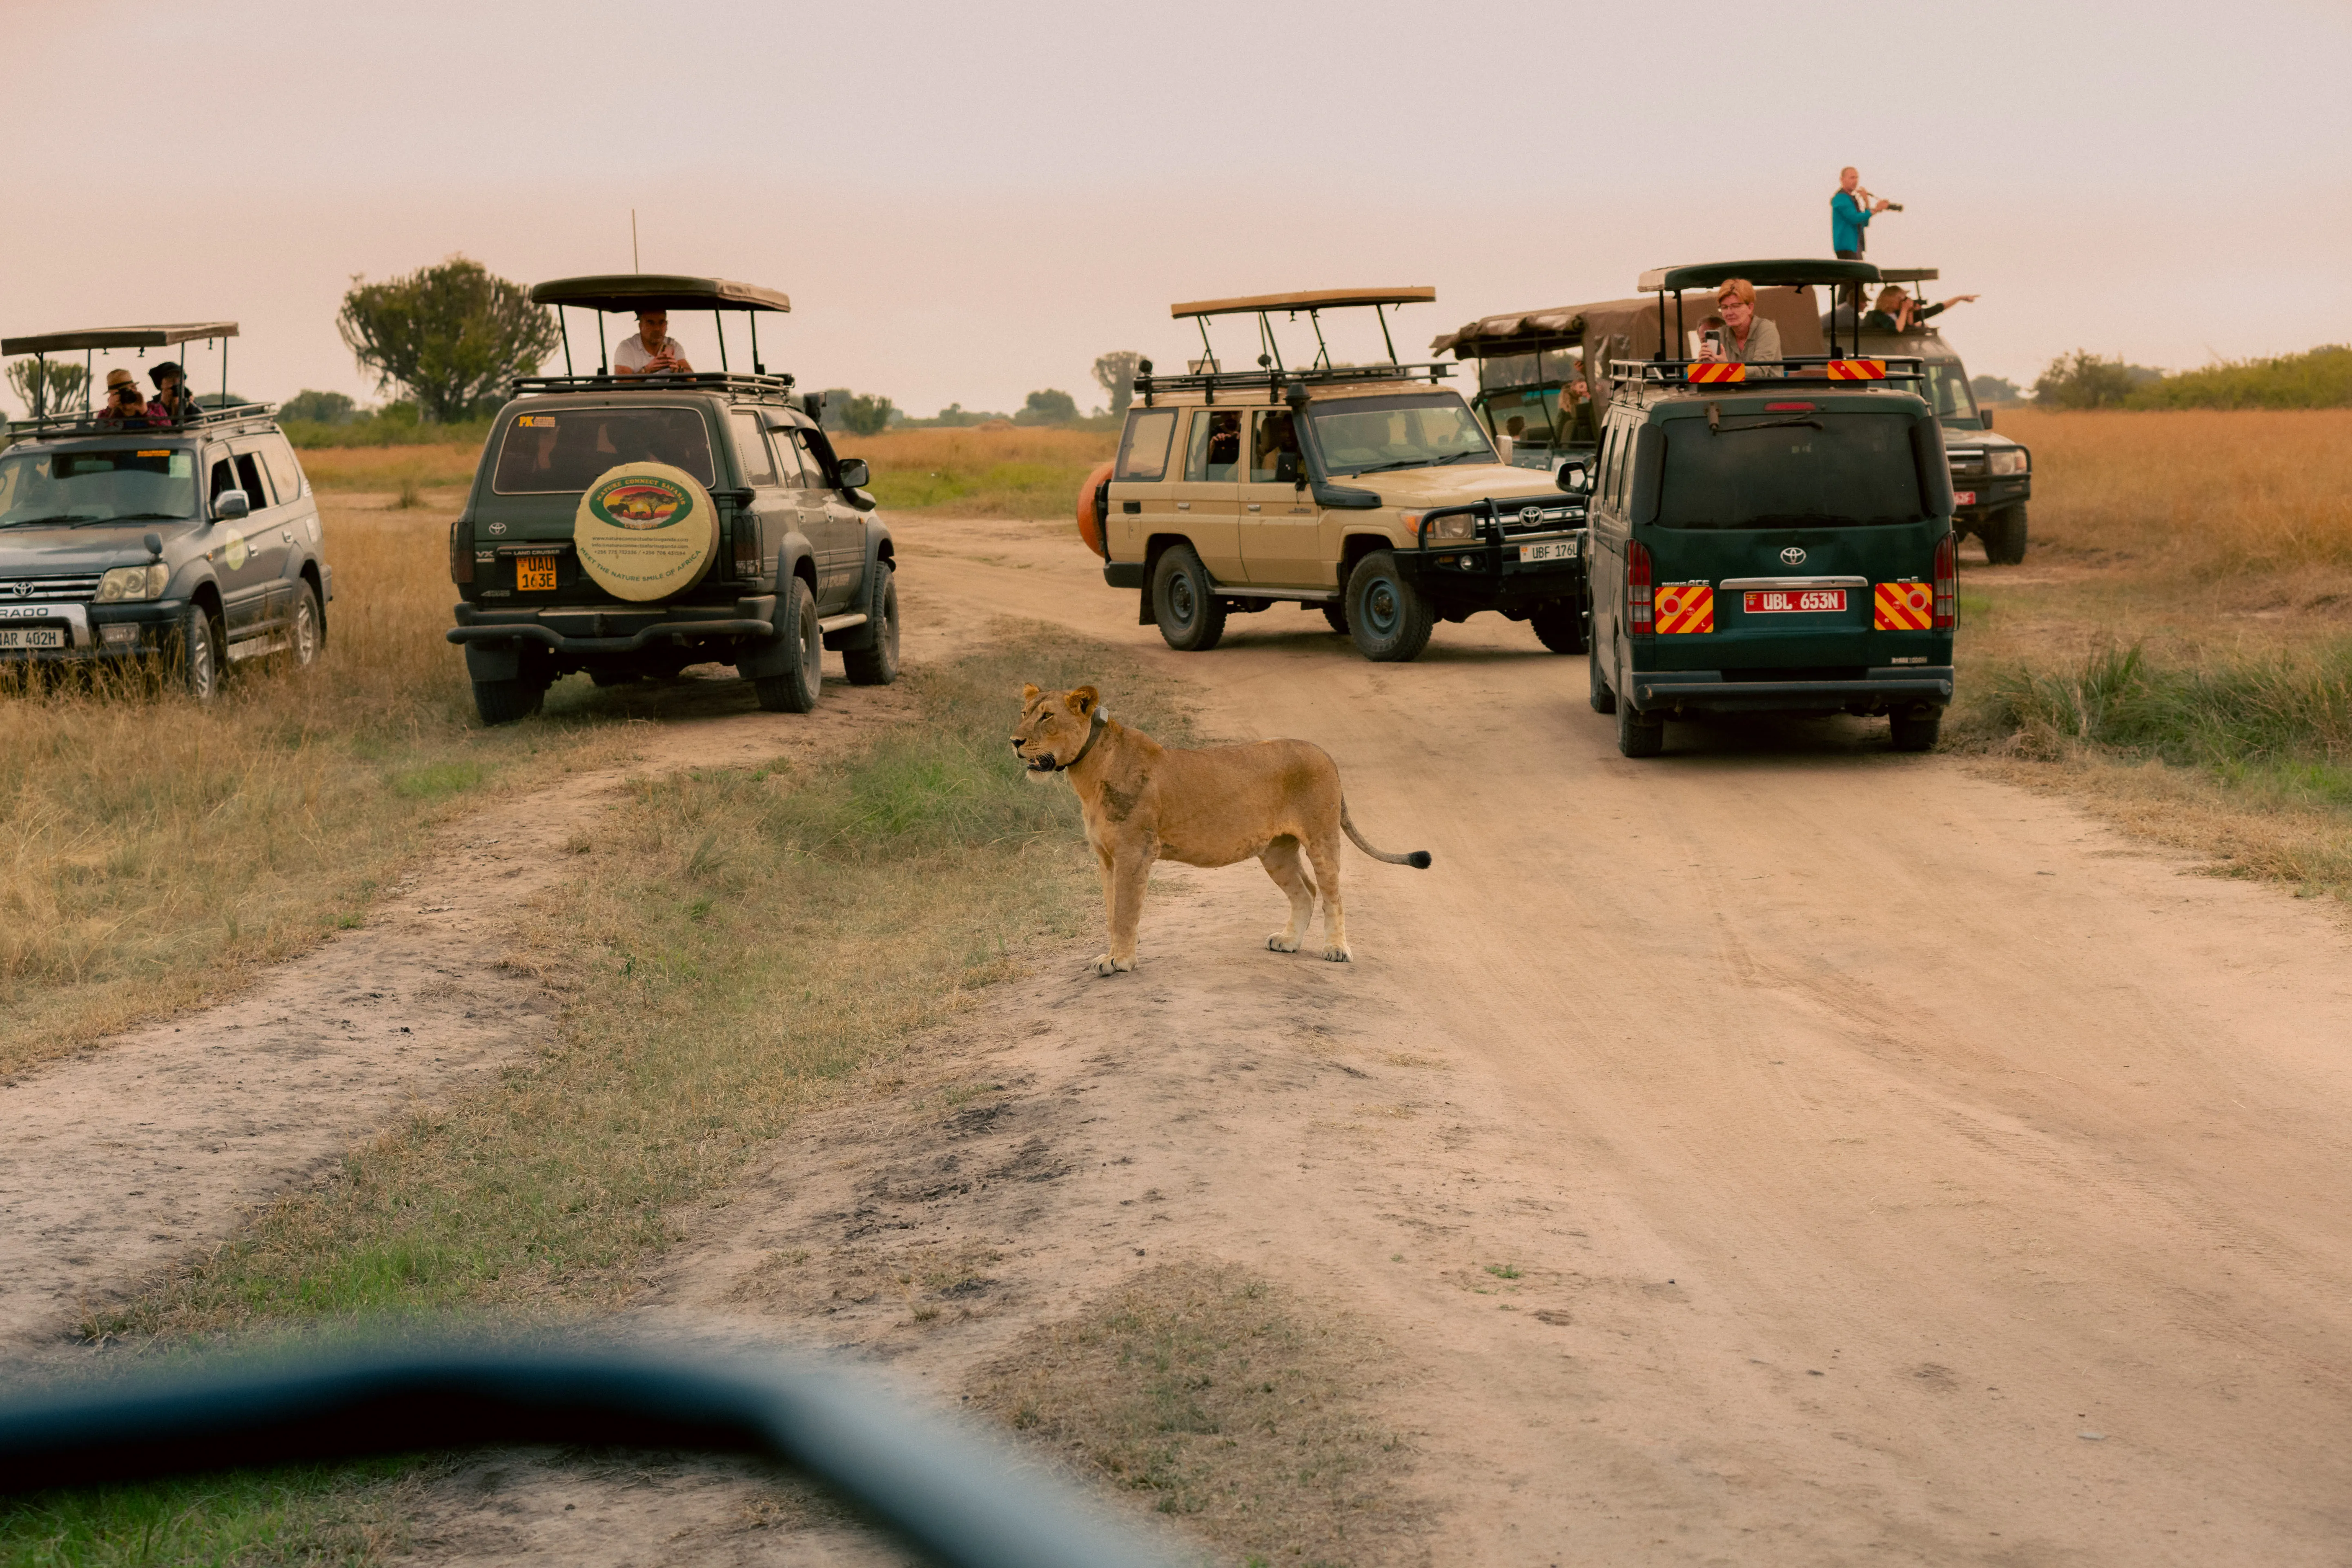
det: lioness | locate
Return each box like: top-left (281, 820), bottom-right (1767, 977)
top-left (1012, 684), bottom-right (1430, 975)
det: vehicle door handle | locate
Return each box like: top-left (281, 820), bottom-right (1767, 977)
top-left (1246, 503), bottom-right (1261, 512)
top-left (1176, 501), bottom-right (1190, 510)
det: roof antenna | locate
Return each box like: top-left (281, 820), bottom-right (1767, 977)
top-left (632, 209), bottom-right (641, 272)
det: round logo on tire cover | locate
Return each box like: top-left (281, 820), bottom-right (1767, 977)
top-left (573, 461), bottom-right (717, 601)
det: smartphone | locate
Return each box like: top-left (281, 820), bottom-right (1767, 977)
top-left (1702, 331), bottom-right (1722, 356)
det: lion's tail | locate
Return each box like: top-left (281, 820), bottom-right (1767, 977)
top-left (1341, 799), bottom-right (1432, 869)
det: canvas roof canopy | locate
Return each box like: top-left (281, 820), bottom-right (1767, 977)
top-left (2, 322), bottom-right (238, 356)
top-left (1634, 258), bottom-right (1879, 293)
top-left (1430, 296), bottom-right (1659, 359)
top-left (1171, 287), bottom-right (1435, 320)
top-left (529, 275), bottom-right (791, 313)
top-left (1872, 267), bottom-right (1939, 285)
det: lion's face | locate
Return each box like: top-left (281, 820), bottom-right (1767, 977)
top-left (1011, 683), bottom-right (1099, 775)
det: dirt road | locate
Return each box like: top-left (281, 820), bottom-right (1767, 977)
top-left (871, 517), bottom-right (2352, 1564)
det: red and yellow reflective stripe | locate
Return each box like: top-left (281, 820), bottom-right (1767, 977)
top-left (1655, 583), bottom-right (1714, 634)
top-left (1874, 581), bottom-right (1934, 631)
top-left (1686, 362), bottom-right (1746, 383)
top-left (1825, 359), bottom-right (1887, 381)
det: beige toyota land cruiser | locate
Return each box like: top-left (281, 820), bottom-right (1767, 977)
top-left (1080, 289), bottom-right (1590, 662)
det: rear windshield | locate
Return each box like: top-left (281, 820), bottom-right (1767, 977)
top-left (0, 445), bottom-right (197, 527)
top-left (1308, 394), bottom-right (1496, 477)
top-left (1658, 411), bottom-right (1925, 529)
top-left (491, 407), bottom-right (717, 493)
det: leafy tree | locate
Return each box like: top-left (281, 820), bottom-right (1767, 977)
top-left (7, 359), bottom-right (88, 416)
top-left (1013, 388), bottom-right (1078, 426)
top-left (336, 256), bottom-right (558, 423)
top-left (1969, 374), bottom-right (2024, 406)
top-left (2032, 350), bottom-right (2162, 410)
top-left (1093, 351), bottom-right (1140, 416)
top-left (817, 389), bottom-right (898, 435)
top-left (278, 388), bottom-right (358, 425)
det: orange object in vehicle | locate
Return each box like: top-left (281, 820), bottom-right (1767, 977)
top-left (1686, 362), bottom-right (1745, 384)
top-left (1826, 359), bottom-right (1887, 381)
top-left (1075, 460), bottom-right (1115, 559)
top-left (1874, 580), bottom-right (1934, 630)
top-left (1655, 583), bottom-right (1714, 634)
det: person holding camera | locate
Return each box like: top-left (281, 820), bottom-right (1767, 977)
top-left (1696, 281), bottom-right (1782, 374)
top-left (1831, 167), bottom-right (1891, 260)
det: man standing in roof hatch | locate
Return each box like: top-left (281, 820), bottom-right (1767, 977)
top-left (614, 309), bottom-right (693, 376)
top-left (1831, 167), bottom-right (1890, 260)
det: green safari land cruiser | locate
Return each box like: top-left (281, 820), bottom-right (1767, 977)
top-left (1082, 289), bottom-right (1590, 662)
top-left (1584, 259), bottom-right (1957, 759)
top-left (446, 274), bottom-right (898, 725)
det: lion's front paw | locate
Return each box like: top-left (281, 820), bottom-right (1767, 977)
top-left (1321, 942), bottom-right (1352, 964)
top-left (1267, 933), bottom-right (1302, 953)
top-left (1089, 952), bottom-right (1136, 977)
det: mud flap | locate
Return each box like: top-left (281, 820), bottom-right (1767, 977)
top-left (462, 639), bottom-right (521, 683)
top-left (824, 560), bottom-right (889, 651)
top-left (733, 617), bottom-right (793, 678)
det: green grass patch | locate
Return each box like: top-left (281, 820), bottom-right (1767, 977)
top-left (0, 1463), bottom-right (419, 1568)
top-left (386, 761), bottom-right (488, 800)
top-left (866, 459), bottom-right (1083, 515)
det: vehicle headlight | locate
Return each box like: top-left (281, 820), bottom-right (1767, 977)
top-left (1987, 449), bottom-right (2028, 476)
top-left (1418, 513), bottom-right (1477, 541)
top-left (95, 563), bottom-right (169, 602)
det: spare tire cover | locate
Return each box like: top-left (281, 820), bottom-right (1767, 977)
top-left (572, 461), bottom-right (718, 601)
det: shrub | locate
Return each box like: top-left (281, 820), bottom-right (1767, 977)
top-left (2127, 345), bottom-right (2352, 411)
top-left (2032, 351), bottom-right (2163, 410)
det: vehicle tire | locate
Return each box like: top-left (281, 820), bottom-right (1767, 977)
top-left (1530, 599), bottom-right (1586, 655)
top-left (1588, 643), bottom-right (1617, 714)
top-left (472, 677), bottom-right (542, 725)
top-left (1982, 506), bottom-right (2028, 566)
top-left (1151, 544), bottom-right (1227, 652)
top-left (589, 668), bottom-right (638, 687)
top-left (1890, 710), bottom-right (1943, 752)
top-left (1345, 551), bottom-right (1435, 663)
top-left (842, 564), bottom-right (900, 686)
top-left (1320, 601), bottom-right (1349, 635)
top-left (170, 603), bottom-right (220, 702)
top-left (753, 576), bottom-right (824, 713)
top-left (1615, 696), bottom-right (1664, 758)
top-left (285, 582), bottom-right (322, 669)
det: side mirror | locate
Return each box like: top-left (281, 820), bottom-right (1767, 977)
top-left (1980, 409), bottom-right (1995, 430)
top-left (1274, 452), bottom-right (1302, 484)
top-left (214, 489), bottom-right (251, 521)
top-left (1555, 461), bottom-right (1589, 493)
top-left (836, 458), bottom-right (870, 490)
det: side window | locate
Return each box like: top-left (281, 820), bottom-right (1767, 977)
top-left (729, 412), bottom-right (777, 486)
top-left (798, 427), bottom-right (845, 490)
top-left (207, 454), bottom-right (235, 501)
top-left (258, 434), bottom-right (306, 504)
top-left (1249, 411), bottom-right (1300, 481)
top-left (1183, 410), bottom-right (1243, 482)
top-left (1113, 408), bottom-right (1178, 481)
top-left (233, 452), bottom-right (270, 506)
top-left (1590, 427), bottom-right (1617, 512)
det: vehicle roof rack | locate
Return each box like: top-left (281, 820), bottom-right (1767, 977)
top-left (1634, 259), bottom-right (1880, 293)
top-left (508, 370), bottom-right (797, 396)
top-left (1871, 267), bottom-right (1939, 285)
top-left (1149, 286), bottom-right (1446, 399)
top-left (1132, 359), bottom-right (1453, 408)
top-left (1, 321), bottom-right (238, 356)
top-left (1171, 287), bottom-right (1435, 319)
top-left (1606, 354), bottom-right (1927, 389)
top-left (6, 401), bottom-right (274, 438)
top-left (528, 276), bottom-right (789, 314)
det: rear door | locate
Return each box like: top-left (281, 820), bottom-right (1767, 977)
top-left (1170, 408), bottom-right (1244, 581)
top-left (1237, 409), bottom-right (1326, 586)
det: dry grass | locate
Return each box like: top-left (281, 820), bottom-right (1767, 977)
top-left (848, 426), bottom-right (1116, 517)
top-left (298, 444), bottom-right (481, 493)
top-left (973, 1261), bottom-right (1421, 1568)
top-left (0, 501), bottom-right (596, 1077)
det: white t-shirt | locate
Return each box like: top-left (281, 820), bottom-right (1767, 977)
top-left (614, 332), bottom-right (683, 373)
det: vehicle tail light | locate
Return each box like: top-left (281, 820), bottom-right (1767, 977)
top-left (450, 518), bottom-right (473, 585)
top-left (1626, 539), bottom-right (1654, 637)
top-left (1933, 531), bottom-right (1957, 628)
top-left (733, 519), bottom-right (762, 578)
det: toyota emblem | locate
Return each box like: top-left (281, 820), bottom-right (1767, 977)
top-left (1780, 546), bottom-right (1807, 566)
top-left (1518, 506), bottom-right (1542, 526)
top-left (4, 583), bottom-right (28, 599)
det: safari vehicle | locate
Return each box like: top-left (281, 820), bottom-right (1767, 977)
top-left (1429, 285), bottom-right (1824, 477)
top-left (1079, 288), bottom-right (1589, 663)
top-left (1584, 259), bottom-right (1957, 758)
top-left (0, 321), bottom-right (331, 699)
top-left (1829, 267), bottom-right (2032, 564)
top-left (446, 274), bottom-right (898, 725)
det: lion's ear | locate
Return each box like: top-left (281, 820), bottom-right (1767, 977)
top-left (1066, 686), bottom-right (1098, 717)
top-left (1020, 683), bottom-right (1040, 702)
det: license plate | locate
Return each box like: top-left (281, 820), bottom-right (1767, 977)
top-left (1742, 589), bottom-right (1848, 614)
top-left (1518, 538), bottom-right (1579, 564)
top-left (1954, 490), bottom-right (1976, 506)
top-left (515, 555), bottom-right (559, 591)
top-left (0, 628), bottom-right (65, 649)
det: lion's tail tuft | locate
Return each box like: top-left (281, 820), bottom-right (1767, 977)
top-left (1341, 799), bottom-right (1432, 869)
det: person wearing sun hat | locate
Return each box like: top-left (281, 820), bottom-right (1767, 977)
top-left (147, 360), bottom-right (196, 423)
top-left (97, 368), bottom-right (153, 425)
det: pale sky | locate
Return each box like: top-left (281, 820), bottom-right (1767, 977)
top-left (9, 1), bottom-right (2349, 418)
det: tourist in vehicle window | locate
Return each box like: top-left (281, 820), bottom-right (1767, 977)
top-left (1184, 411), bottom-right (1243, 481)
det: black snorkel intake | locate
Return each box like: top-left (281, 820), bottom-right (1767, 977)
top-left (1029, 710), bottom-right (1108, 774)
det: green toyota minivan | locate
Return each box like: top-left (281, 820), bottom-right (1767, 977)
top-left (1581, 260), bottom-right (1957, 758)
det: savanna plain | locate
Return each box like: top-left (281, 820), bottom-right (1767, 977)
top-left (2, 410), bottom-right (2349, 1567)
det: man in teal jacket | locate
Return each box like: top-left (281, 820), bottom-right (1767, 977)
top-left (1831, 167), bottom-right (1890, 258)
